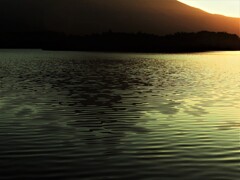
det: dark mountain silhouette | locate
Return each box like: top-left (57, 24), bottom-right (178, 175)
top-left (0, 0), bottom-right (43, 32)
top-left (1, 31), bottom-right (239, 52)
top-left (0, 1), bottom-right (239, 36)
top-left (45, 0), bottom-right (240, 36)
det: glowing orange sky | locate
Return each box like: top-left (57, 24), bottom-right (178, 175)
top-left (178, 0), bottom-right (240, 18)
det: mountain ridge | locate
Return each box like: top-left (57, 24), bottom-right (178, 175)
top-left (44, 0), bottom-right (240, 36)
top-left (0, 0), bottom-right (239, 36)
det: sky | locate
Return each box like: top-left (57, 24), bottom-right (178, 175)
top-left (178, 0), bottom-right (240, 18)
top-left (0, 0), bottom-right (239, 35)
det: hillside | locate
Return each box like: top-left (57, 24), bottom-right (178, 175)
top-left (45, 0), bottom-right (240, 36)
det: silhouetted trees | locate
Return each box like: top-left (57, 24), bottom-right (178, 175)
top-left (0, 31), bottom-right (239, 52)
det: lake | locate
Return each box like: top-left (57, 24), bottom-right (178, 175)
top-left (0, 50), bottom-right (239, 180)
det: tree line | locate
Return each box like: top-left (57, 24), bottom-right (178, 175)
top-left (0, 31), bottom-right (239, 52)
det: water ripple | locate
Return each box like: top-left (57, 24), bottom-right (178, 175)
top-left (0, 50), bottom-right (239, 180)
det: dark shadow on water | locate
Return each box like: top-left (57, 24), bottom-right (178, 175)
top-left (2, 53), bottom-right (236, 179)
top-left (9, 58), bottom-right (185, 144)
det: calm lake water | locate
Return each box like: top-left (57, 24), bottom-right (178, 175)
top-left (0, 50), bottom-right (239, 180)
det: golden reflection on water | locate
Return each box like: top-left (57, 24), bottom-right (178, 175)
top-left (0, 50), bottom-right (240, 180)
top-left (140, 51), bottom-right (240, 133)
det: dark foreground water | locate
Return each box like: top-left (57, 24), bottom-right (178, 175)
top-left (0, 50), bottom-right (239, 180)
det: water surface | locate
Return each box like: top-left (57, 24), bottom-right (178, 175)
top-left (0, 50), bottom-right (239, 179)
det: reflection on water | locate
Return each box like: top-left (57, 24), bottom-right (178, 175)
top-left (0, 50), bottom-right (239, 180)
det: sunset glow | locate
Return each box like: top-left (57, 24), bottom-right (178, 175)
top-left (178, 0), bottom-right (240, 18)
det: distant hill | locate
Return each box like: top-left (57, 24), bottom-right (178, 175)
top-left (0, 0), bottom-right (239, 36)
top-left (1, 31), bottom-right (239, 52)
top-left (44, 0), bottom-right (240, 36)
